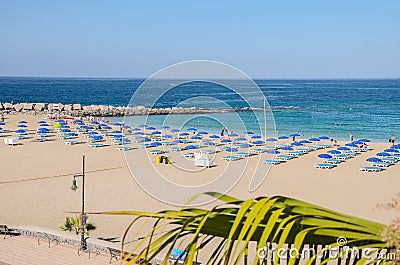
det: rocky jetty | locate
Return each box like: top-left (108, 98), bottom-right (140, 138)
top-left (0, 102), bottom-right (256, 117)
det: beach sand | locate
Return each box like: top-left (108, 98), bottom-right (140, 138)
top-left (0, 113), bottom-right (398, 261)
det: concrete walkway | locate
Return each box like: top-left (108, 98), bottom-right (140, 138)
top-left (0, 236), bottom-right (116, 264)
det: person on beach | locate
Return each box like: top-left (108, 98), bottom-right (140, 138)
top-left (1, 112), bottom-right (4, 122)
top-left (390, 136), bottom-right (395, 146)
top-left (350, 133), bottom-right (354, 141)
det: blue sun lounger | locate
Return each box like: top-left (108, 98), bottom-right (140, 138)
top-left (360, 166), bottom-right (383, 172)
top-left (237, 151), bottom-right (251, 157)
top-left (149, 149), bottom-right (164, 155)
top-left (276, 155), bottom-right (294, 161)
top-left (35, 137), bottom-right (49, 142)
top-left (263, 159), bottom-right (282, 165)
top-left (325, 159), bottom-right (343, 164)
top-left (169, 146), bottom-right (182, 152)
top-left (314, 163), bottom-right (335, 169)
top-left (372, 162), bottom-right (390, 167)
top-left (116, 145), bottom-right (133, 151)
top-left (222, 155), bottom-right (241, 161)
top-left (89, 143), bottom-right (103, 148)
top-left (65, 140), bottom-right (78, 145)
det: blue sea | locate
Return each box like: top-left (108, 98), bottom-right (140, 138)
top-left (1, 76), bottom-right (399, 142)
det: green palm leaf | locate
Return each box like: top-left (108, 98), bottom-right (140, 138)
top-left (100, 192), bottom-right (390, 264)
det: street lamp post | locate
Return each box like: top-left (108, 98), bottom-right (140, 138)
top-left (71, 155), bottom-right (87, 250)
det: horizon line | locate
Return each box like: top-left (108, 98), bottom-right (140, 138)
top-left (1, 74), bottom-right (400, 80)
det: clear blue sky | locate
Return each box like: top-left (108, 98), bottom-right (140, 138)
top-left (1, 0), bottom-right (399, 78)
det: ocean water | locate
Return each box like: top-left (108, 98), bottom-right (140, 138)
top-left (0, 77), bottom-right (399, 142)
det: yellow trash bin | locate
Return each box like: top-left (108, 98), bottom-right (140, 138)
top-left (156, 155), bottom-right (162, 164)
top-left (167, 157), bottom-right (171, 164)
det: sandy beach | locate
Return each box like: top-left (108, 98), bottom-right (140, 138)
top-left (0, 113), bottom-right (399, 261)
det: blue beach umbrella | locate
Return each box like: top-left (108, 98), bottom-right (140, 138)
top-left (60, 125), bottom-right (70, 129)
top-left (226, 147), bottom-right (238, 153)
top-left (239, 143), bottom-right (252, 148)
top-left (151, 131), bottom-right (161, 135)
top-left (114, 122), bottom-right (123, 126)
top-left (209, 135), bottom-right (220, 139)
top-left (60, 129), bottom-right (71, 133)
top-left (267, 150), bottom-right (280, 154)
top-left (309, 138), bottom-right (320, 142)
top-left (150, 142), bottom-right (162, 147)
top-left (40, 123), bottom-right (49, 127)
top-left (162, 134), bottom-right (173, 138)
top-left (319, 136), bottom-right (330, 140)
top-left (38, 121), bottom-right (46, 124)
top-left (252, 140), bottom-right (265, 145)
top-left (244, 131), bottom-right (254, 135)
top-left (92, 135), bottom-right (103, 141)
top-left (384, 148), bottom-right (398, 153)
top-left (87, 131), bottom-right (98, 135)
top-left (179, 132), bottom-right (189, 137)
top-left (134, 132), bottom-right (144, 135)
top-left (228, 133), bottom-right (238, 137)
top-left (18, 120), bottom-right (27, 124)
top-left (187, 127), bottom-right (197, 131)
top-left (139, 124), bottom-right (147, 128)
top-left (278, 136), bottom-right (289, 140)
top-left (141, 137), bottom-right (151, 142)
top-left (0, 122), bottom-right (5, 126)
top-left (132, 127), bottom-right (141, 131)
top-left (300, 140), bottom-right (311, 144)
top-left (38, 128), bottom-right (50, 132)
top-left (160, 125), bottom-right (170, 129)
top-left (281, 146), bottom-right (293, 151)
top-left (376, 152), bottom-right (391, 157)
top-left (345, 142), bottom-right (358, 147)
top-left (112, 130), bottom-right (122, 134)
top-left (170, 129), bottom-right (180, 133)
top-left (204, 141), bottom-right (216, 146)
top-left (266, 137), bottom-right (277, 142)
top-left (122, 125), bottom-right (130, 129)
top-left (191, 135), bottom-right (202, 140)
top-left (147, 126), bottom-right (156, 130)
top-left (198, 131), bottom-right (208, 135)
top-left (251, 135), bottom-right (262, 139)
top-left (328, 150), bottom-right (341, 154)
top-left (221, 139), bottom-right (232, 143)
top-left (291, 142), bottom-right (303, 146)
top-left (337, 146), bottom-right (350, 151)
top-left (290, 133), bottom-right (300, 137)
top-left (172, 139), bottom-right (184, 144)
top-left (359, 138), bottom-right (371, 143)
top-left (318, 154), bottom-right (332, 159)
top-left (15, 129), bottom-right (26, 134)
top-left (235, 137), bottom-right (247, 142)
top-left (91, 121), bottom-right (99, 125)
top-left (185, 145), bottom-right (198, 150)
top-left (366, 157), bottom-right (382, 162)
top-left (18, 124), bottom-right (27, 128)
top-left (68, 133), bottom-right (78, 137)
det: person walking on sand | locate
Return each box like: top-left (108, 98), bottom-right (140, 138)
top-left (220, 127), bottom-right (225, 137)
top-left (390, 136), bottom-right (395, 146)
top-left (350, 133), bottom-right (354, 141)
